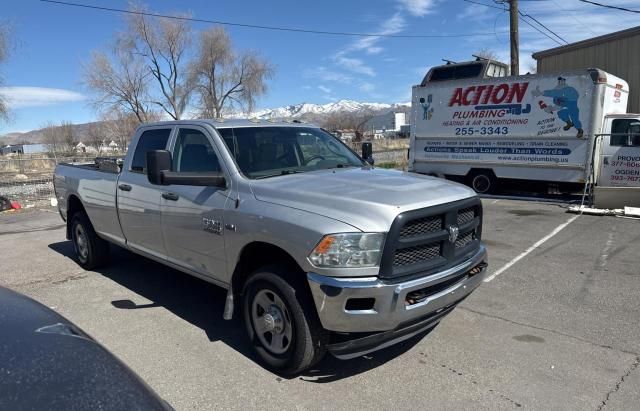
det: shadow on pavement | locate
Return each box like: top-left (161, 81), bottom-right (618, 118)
top-left (299, 328), bottom-right (433, 383)
top-left (48, 240), bottom-right (434, 381)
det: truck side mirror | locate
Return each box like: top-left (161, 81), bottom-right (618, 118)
top-left (362, 142), bottom-right (374, 165)
top-left (146, 150), bottom-right (172, 185)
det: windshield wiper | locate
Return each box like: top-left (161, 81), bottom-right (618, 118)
top-left (326, 163), bottom-right (356, 170)
top-left (254, 169), bottom-right (303, 179)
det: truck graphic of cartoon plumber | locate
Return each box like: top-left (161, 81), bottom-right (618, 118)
top-left (419, 94), bottom-right (434, 120)
top-left (532, 77), bottom-right (584, 139)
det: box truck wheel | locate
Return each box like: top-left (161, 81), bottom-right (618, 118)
top-left (468, 170), bottom-right (497, 194)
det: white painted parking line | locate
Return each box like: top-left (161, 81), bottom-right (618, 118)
top-left (484, 214), bottom-right (580, 283)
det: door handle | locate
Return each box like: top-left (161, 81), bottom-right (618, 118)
top-left (118, 184), bottom-right (132, 192)
top-left (162, 192), bottom-right (179, 201)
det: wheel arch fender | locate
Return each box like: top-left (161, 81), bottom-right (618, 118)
top-left (66, 194), bottom-right (86, 240)
top-left (224, 241), bottom-right (306, 321)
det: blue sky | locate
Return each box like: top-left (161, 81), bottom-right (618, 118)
top-left (1, 0), bottom-right (639, 134)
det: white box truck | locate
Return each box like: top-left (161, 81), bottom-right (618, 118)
top-left (409, 62), bottom-right (640, 207)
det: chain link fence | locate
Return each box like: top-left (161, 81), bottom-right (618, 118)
top-left (347, 139), bottom-right (409, 169)
top-left (0, 155), bottom-right (103, 208)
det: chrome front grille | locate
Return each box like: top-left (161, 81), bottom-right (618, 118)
top-left (381, 198), bottom-right (482, 279)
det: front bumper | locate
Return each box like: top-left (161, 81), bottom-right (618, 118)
top-left (306, 245), bottom-right (487, 335)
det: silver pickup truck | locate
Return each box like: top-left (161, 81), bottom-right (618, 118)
top-left (54, 119), bottom-right (487, 374)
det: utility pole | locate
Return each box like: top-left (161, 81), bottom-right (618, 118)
top-left (508, 0), bottom-right (519, 75)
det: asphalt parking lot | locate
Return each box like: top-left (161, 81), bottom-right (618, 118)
top-left (1, 199), bottom-right (638, 410)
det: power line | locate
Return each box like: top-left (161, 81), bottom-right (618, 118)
top-left (518, 10), bottom-right (568, 44)
top-left (576, 0), bottom-right (640, 13)
top-left (550, 0), bottom-right (596, 36)
top-left (518, 13), bottom-right (564, 46)
top-left (39, 0), bottom-right (508, 38)
top-left (468, 0), bottom-right (567, 45)
top-left (463, 0), bottom-right (507, 10)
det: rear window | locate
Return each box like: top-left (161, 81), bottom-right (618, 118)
top-left (130, 129), bottom-right (171, 172)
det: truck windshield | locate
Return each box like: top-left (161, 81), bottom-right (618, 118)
top-left (218, 126), bottom-right (364, 179)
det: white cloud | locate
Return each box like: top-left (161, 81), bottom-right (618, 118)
top-left (350, 13), bottom-right (406, 55)
top-left (303, 67), bottom-right (353, 83)
top-left (397, 0), bottom-right (438, 17)
top-left (334, 55), bottom-right (376, 77)
top-left (0, 87), bottom-right (85, 108)
top-left (366, 47), bottom-right (384, 55)
top-left (330, 12), bottom-right (408, 77)
top-left (458, 3), bottom-right (498, 22)
top-left (318, 85), bottom-right (332, 94)
top-left (359, 83), bottom-right (376, 93)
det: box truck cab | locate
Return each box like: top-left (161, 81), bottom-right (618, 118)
top-left (409, 63), bottom-right (640, 207)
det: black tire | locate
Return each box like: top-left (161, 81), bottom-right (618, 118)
top-left (468, 172), bottom-right (497, 194)
top-left (70, 211), bottom-right (110, 269)
top-left (242, 266), bottom-right (327, 375)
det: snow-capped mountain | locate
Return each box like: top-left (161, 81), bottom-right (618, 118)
top-left (231, 99), bottom-right (410, 119)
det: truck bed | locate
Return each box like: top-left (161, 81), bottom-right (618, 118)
top-left (59, 157), bottom-right (123, 174)
top-left (53, 162), bottom-right (123, 244)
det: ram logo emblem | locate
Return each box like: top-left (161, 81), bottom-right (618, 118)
top-left (447, 225), bottom-right (459, 243)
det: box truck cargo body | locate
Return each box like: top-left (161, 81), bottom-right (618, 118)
top-left (409, 68), bottom-right (640, 205)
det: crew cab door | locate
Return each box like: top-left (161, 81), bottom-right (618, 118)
top-left (117, 127), bottom-right (173, 259)
top-left (160, 126), bottom-right (232, 279)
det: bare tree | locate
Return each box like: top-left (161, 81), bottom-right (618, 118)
top-left (0, 22), bottom-right (12, 122)
top-left (85, 122), bottom-right (105, 154)
top-left (41, 122), bottom-right (61, 158)
top-left (84, 46), bottom-right (151, 122)
top-left (474, 48), bottom-right (499, 61)
top-left (59, 121), bottom-right (75, 153)
top-left (526, 61), bottom-right (537, 74)
top-left (123, 5), bottom-right (193, 120)
top-left (190, 27), bottom-right (274, 118)
top-left (100, 109), bottom-right (156, 152)
top-left (323, 110), bottom-right (376, 141)
top-left (322, 111), bottom-right (348, 132)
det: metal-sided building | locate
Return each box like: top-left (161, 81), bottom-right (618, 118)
top-left (532, 26), bottom-right (640, 114)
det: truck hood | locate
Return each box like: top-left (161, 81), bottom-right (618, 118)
top-left (249, 167), bottom-right (476, 232)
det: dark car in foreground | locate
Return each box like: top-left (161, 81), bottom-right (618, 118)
top-left (0, 286), bottom-right (171, 410)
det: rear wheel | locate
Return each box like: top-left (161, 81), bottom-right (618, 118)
top-left (71, 211), bottom-right (110, 269)
top-left (242, 267), bottom-right (327, 375)
top-left (468, 171), bottom-right (497, 194)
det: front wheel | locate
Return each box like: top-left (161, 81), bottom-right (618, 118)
top-left (242, 267), bottom-right (327, 375)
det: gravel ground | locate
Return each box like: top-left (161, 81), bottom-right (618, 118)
top-left (0, 178), bottom-right (55, 206)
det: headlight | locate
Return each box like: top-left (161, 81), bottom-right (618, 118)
top-left (308, 233), bottom-right (385, 268)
